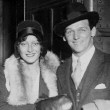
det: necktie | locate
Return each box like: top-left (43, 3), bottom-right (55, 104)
top-left (71, 58), bottom-right (82, 89)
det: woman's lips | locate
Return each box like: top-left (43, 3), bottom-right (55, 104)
top-left (26, 54), bottom-right (35, 57)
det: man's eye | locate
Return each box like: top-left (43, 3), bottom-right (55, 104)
top-left (66, 30), bottom-right (73, 35)
top-left (80, 28), bottom-right (86, 32)
top-left (33, 43), bottom-right (39, 46)
top-left (67, 31), bottom-right (72, 34)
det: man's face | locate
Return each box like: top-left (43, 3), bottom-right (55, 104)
top-left (64, 19), bottom-right (95, 56)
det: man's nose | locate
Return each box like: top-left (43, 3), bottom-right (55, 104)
top-left (74, 32), bottom-right (79, 40)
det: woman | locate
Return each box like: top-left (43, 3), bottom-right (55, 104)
top-left (0, 20), bottom-right (60, 110)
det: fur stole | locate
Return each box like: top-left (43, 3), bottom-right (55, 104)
top-left (4, 51), bottom-right (60, 106)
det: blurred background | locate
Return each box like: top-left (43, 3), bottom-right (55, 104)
top-left (0, 0), bottom-right (110, 65)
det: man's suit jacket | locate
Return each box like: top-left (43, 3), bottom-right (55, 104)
top-left (57, 48), bottom-right (110, 110)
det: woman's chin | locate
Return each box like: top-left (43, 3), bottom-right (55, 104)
top-left (24, 58), bottom-right (38, 64)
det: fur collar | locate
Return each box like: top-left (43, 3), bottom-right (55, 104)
top-left (4, 51), bottom-right (60, 106)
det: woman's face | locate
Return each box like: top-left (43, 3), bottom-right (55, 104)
top-left (18, 35), bottom-right (41, 64)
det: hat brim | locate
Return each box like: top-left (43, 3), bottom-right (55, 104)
top-left (54, 11), bottom-right (99, 37)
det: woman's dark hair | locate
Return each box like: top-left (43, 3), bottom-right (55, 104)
top-left (14, 20), bottom-right (47, 58)
top-left (14, 35), bottom-right (47, 58)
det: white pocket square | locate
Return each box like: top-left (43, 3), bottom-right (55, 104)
top-left (95, 83), bottom-right (106, 89)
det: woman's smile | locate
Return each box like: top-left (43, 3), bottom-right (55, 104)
top-left (26, 54), bottom-right (35, 57)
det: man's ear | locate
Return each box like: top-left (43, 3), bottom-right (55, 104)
top-left (91, 27), bottom-right (96, 37)
top-left (63, 37), bottom-right (66, 41)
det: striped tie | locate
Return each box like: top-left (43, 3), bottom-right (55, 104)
top-left (71, 58), bottom-right (82, 89)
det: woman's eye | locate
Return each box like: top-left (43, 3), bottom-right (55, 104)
top-left (20, 42), bottom-right (27, 46)
top-left (81, 29), bottom-right (86, 31)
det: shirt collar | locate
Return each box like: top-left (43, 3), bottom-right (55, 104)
top-left (80, 46), bottom-right (95, 70)
top-left (72, 46), bottom-right (95, 70)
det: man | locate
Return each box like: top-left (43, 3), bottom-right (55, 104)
top-left (53, 2), bottom-right (110, 110)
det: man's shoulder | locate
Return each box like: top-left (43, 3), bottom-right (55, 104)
top-left (59, 57), bottom-right (72, 67)
top-left (95, 48), bottom-right (110, 62)
top-left (57, 57), bottom-right (72, 75)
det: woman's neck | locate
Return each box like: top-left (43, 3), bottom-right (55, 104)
top-left (20, 59), bottom-right (41, 75)
top-left (27, 61), bottom-right (40, 70)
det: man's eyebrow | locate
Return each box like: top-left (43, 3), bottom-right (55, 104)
top-left (65, 28), bottom-right (72, 31)
top-left (79, 26), bottom-right (88, 29)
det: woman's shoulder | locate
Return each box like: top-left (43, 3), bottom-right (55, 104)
top-left (4, 54), bottom-right (18, 71)
top-left (0, 55), bottom-right (17, 82)
top-left (4, 55), bottom-right (17, 66)
top-left (41, 51), bottom-right (60, 71)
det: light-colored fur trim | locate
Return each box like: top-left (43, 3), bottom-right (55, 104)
top-left (4, 51), bottom-right (60, 106)
top-left (40, 51), bottom-right (60, 97)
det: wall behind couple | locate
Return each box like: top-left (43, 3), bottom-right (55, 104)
top-left (1, 0), bottom-right (110, 65)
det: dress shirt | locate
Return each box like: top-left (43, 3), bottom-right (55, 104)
top-left (72, 46), bottom-right (95, 88)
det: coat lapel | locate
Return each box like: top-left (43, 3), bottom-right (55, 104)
top-left (80, 49), bottom-right (105, 105)
top-left (66, 57), bottom-right (76, 97)
top-left (60, 57), bottom-right (76, 108)
top-left (58, 57), bottom-right (74, 94)
top-left (67, 58), bottom-right (78, 110)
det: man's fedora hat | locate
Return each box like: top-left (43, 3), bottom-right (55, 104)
top-left (16, 20), bottom-right (44, 41)
top-left (54, 2), bottom-right (99, 37)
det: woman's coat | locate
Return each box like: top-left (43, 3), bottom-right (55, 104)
top-left (3, 51), bottom-right (60, 106)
